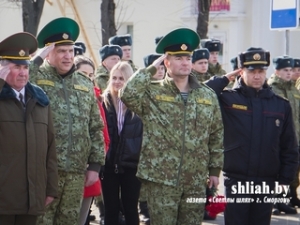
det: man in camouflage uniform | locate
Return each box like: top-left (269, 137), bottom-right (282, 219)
top-left (268, 56), bottom-right (300, 214)
top-left (94, 44), bottom-right (123, 91)
top-left (191, 48), bottom-right (212, 82)
top-left (201, 39), bottom-right (226, 76)
top-left (30, 17), bottom-right (105, 225)
top-left (120, 28), bottom-right (224, 225)
top-left (109, 34), bottom-right (139, 72)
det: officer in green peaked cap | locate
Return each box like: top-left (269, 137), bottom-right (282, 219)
top-left (37, 17), bottom-right (79, 48)
top-left (120, 27), bottom-right (224, 225)
top-left (0, 32), bottom-right (37, 65)
top-left (156, 28), bottom-right (200, 55)
top-left (31, 16), bottom-right (105, 225)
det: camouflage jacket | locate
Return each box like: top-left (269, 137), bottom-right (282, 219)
top-left (191, 70), bottom-right (212, 83)
top-left (268, 74), bottom-right (300, 143)
top-left (30, 61), bottom-right (105, 174)
top-left (127, 60), bottom-right (139, 72)
top-left (120, 66), bottom-right (224, 188)
top-left (208, 63), bottom-right (226, 76)
top-left (94, 65), bottom-right (109, 91)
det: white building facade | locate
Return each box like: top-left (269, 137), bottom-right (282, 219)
top-left (1, 0), bottom-right (300, 76)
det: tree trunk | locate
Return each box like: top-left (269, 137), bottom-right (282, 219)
top-left (196, 0), bottom-right (212, 39)
top-left (22, 0), bottom-right (45, 36)
top-left (101, 0), bottom-right (117, 45)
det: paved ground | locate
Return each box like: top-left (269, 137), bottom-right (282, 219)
top-left (88, 173), bottom-right (300, 224)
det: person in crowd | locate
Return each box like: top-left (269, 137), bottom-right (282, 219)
top-left (201, 39), bottom-right (226, 76)
top-left (94, 44), bottom-right (122, 91)
top-left (143, 53), bottom-right (165, 80)
top-left (293, 58), bottom-right (300, 84)
top-left (75, 41), bottom-right (86, 54)
top-left (74, 55), bottom-right (109, 225)
top-left (30, 17), bottom-right (105, 225)
top-left (205, 47), bottom-right (299, 224)
top-left (109, 34), bottom-right (139, 72)
top-left (191, 48), bottom-right (212, 82)
top-left (101, 61), bottom-right (143, 225)
top-left (74, 45), bottom-right (84, 57)
top-left (0, 32), bottom-right (58, 225)
top-left (267, 56), bottom-right (299, 214)
top-left (120, 28), bottom-right (224, 225)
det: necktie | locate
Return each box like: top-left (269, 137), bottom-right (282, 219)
top-left (19, 93), bottom-right (25, 107)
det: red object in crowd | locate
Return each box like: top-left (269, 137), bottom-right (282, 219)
top-left (94, 87), bottom-right (110, 153)
top-left (83, 87), bottom-right (110, 198)
top-left (83, 179), bottom-right (101, 198)
top-left (205, 195), bottom-right (226, 219)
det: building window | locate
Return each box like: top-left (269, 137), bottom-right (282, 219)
top-left (191, 0), bottom-right (230, 14)
top-left (210, 0), bottom-right (230, 12)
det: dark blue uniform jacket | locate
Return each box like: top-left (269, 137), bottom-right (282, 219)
top-left (205, 76), bottom-right (299, 185)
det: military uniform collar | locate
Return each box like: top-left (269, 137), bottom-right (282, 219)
top-left (164, 73), bottom-right (201, 92)
top-left (269, 74), bottom-right (292, 89)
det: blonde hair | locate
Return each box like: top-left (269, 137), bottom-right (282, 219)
top-left (103, 61), bottom-right (133, 107)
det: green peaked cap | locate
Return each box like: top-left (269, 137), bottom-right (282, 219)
top-left (0, 32), bottom-right (37, 65)
top-left (156, 28), bottom-right (200, 54)
top-left (37, 17), bottom-right (80, 48)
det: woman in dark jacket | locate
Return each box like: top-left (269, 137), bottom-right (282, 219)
top-left (101, 61), bottom-right (143, 225)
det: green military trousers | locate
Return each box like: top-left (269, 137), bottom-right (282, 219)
top-left (142, 180), bottom-right (206, 225)
top-left (37, 171), bottom-right (85, 225)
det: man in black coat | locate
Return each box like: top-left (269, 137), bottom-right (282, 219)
top-left (205, 47), bottom-right (299, 225)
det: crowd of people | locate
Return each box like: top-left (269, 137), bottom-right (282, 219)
top-left (0, 16), bottom-right (299, 225)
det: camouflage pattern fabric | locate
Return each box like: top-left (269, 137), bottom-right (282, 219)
top-left (30, 61), bottom-right (105, 173)
top-left (120, 66), bottom-right (224, 189)
top-left (269, 76), bottom-right (300, 190)
top-left (37, 171), bottom-right (85, 225)
top-left (191, 69), bottom-right (213, 83)
top-left (208, 63), bottom-right (226, 76)
top-left (142, 179), bottom-right (205, 225)
top-left (94, 65), bottom-right (109, 91)
top-left (267, 74), bottom-right (300, 143)
top-left (127, 60), bottom-right (139, 72)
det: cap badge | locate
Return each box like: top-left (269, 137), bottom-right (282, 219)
top-left (125, 39), bottom-right (128, 43)
top-left (116, 48), bottom-right (119, 52)
top-left (275, 119), bottom-right (280, 127)
top-left (19, 50), bottom-right (25, 57)
top-left (214, 44), bottom-right (217, 46)
top-left (62, 33), bottom-right (69, 40)
top-left (202, 52), bottom-right (205, 55)
top-left (253, 53), bottom-right (261, 61)
top-left (181, 44), bottom-right (187, 50)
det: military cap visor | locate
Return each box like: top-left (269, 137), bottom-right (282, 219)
top-left (0, 32), bottom-right (37, 65)
top-left (37, 17), bottom-right (79, 48)
top-left (156, 28), bottom-right (200, 54)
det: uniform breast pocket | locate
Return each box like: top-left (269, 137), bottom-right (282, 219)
top-left (74, 90), bottom-right (92, 117)
top-left (264, 115), bottom-right (283, 149)
top-left (195, 103), bottom-right (214, 131)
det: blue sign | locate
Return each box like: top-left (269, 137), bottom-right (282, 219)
top-left (270, 0), bottom-right (298, 30)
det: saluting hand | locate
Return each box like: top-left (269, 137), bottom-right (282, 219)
top-left (224, 69), bottom-right (242, 82)
top-left (152, 54), bottom-right (167, 68)
top-left (0, 64), bottom-right (10, 81)
top-left (35, 43), bottom-right (55, 60)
